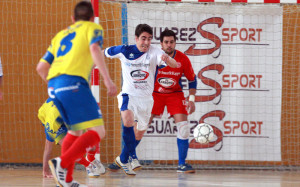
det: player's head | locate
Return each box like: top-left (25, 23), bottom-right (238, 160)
top-left (160, 29), bottom-right (177, 56)
top-left (73, 1), bottom-right (94, 22)
top-left (135, 24), bottom-right (153, 52)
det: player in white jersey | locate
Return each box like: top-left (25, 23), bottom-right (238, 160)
top-left (104, 24), bottom-right (178, 175)
top-left (0, 56), bottom-right (3, 100)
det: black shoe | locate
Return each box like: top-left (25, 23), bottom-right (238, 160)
top-left (107, 162), bottom-right (120, 172)
top-left (177, 163), bottom-right (196, 173)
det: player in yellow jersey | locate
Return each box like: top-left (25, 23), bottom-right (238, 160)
top-left (38, 98), bottom-right (105, 178)
top-left (36, 2), bottom-right (117, 186)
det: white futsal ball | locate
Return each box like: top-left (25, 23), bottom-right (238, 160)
top-left (193, 123), bottom-right (214, 144)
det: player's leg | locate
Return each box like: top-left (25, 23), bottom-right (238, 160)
top-left (128, 96), bottom-right (154, 171)
top-left (120, 110), bottom-right (136, 162)
top-left (108, 121), bottom-right (145, 172)
top-left (48, 76), bottom-right (104, 185)
top-left (114, 109), bottom-right (136, 175)
top-left (167, 93), bottom-right (195, 173)
top-left (86, 146), bottom-right (97, 162)
top-left (55, 124), bottom-right (103, 178)
top-left (110, 93), bottom-right (135, 175)
top-left (57, 130), bottom-right (103, 178)
top-left (173, 114), bottom-right (194, 173)
top-left (56, 126), bottom-right (103, 182)
top-left (83, 126), bottom-right (106, 177)
top-left (132, 122), bottom-right (143, 159)
top-left (85, 145), bottom-right (106, 175)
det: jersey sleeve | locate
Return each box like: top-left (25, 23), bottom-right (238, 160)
top-left (182, 54), bottom-right (197, 89)
top-left (87, 23), bottom-right (104, 48)
top-left (104, 45), bottom-right (124, 59)
top-left (183, 55), bottom-right (196, 81)
top-left (155, 47), bottom-right (166, 66)
top-left (39, 39), bottom-right (55, 65)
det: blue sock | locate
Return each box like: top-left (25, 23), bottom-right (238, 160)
top-left (120, 126), bottom-right (135, 163)
top-left (177, 138), bottom-right (189, 165)
top-left (130, 139), bottom-right (141, 159)
top-left (120, 144), bottom-right (129, 163)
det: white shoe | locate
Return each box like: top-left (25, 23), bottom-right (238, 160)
top-left (115, 156), bottom-right (136, 176)
top-left (66, 180), bottom-right (87, 187)
top-left (86, 162), bottom-right (100, 178)
top-left (129, 157), bottom-right (142, 171)
top-left (48, 157), bottom-right (68, 187)
top-left (91, 159), bottom-right (106, 175)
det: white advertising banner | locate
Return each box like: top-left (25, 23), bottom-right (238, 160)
top-left (127, 4), bottom-right (282, 161)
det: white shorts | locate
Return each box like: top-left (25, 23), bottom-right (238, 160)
top-left (117, 93), bottom-right (153, 131)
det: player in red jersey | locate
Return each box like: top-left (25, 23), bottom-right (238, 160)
top-left (151, 29), bottom-right (197, 173)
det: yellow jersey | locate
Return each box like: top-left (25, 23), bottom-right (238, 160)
top-left (40, 21), bottom-right (104, 82)
top-left (38, 99), bottom-right (67, 144)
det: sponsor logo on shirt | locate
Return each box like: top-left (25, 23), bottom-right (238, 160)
top-left (158, 77), bottom-right (176, 88)
top-left (124, 61), bottom-right (150, 68)
top-left (130, 70), bottom-right (149, 81)
top-left (158, 71), bottom-right (181, 76)
top-left (129, 53), bottom-right (134, 58)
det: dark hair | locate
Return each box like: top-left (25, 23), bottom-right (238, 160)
top-left (74, 1), bottom-right (94, 21)
top-left (160, 29), bottom-right (177, 43)
top-left (135, 24), bottom-right (153, 37)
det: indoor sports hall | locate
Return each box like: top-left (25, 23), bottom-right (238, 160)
top-left (0, 0), bottom-right (299, 186)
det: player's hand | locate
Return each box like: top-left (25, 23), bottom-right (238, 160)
top-left (161, 54), bottom-right (170, 63)
top-left (104, 79), bottom-right (117, 97)
top-left (43, 170), bottom-right (53, 178)
top-left (187, 101), bottom-right (195, 114)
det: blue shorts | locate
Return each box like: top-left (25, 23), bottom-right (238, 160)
top-left (48, 75), bottom-right (104, 131)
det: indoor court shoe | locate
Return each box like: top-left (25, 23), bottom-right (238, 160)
top-left (107, 163), bottom-right (120, 172)
top-left (129, 157), bottom-right (142, 171)
top-left (177, 163), bottom-right (196, 173)
top-left (91, 159), bottom-right (106, 175)
top-left (66, 180), bottom-right (87, 187)
top-left (86, 162), bottom-right (100, 178)
top-left (115, 156), bottom-right (136, 176)
top-left (48, 157), bottom-right (68, 187)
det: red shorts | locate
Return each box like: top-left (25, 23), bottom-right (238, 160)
top-left (151, 92), bottom-right (188, 117)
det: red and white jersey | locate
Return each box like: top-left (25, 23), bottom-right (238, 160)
top-left (154, 50), bottom-right (195, 94)
top-left (105, 44), bottom-right (166, 96)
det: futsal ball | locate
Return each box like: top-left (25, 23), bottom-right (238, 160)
top-left (193, 123), bottom-right (214, 144)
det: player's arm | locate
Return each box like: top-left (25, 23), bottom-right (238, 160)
top-left (187, 85), bottom-right (197, 114)
top-left (43, 139), bottom-right (54, 178)
top-left (184, 55), bottom-right (197, 114)
top-left (161, 54), bottom-right (178, 68)
top-left (36, 61), bottom-right (50, 82)
top-left (90, 43), bottom-right (117, 97)
top-left (37, 39), bottom-right (55, 82)
top-left (104, 45), bottom-right (124, 59)
top-left (36, 48), bottom-right (54, 82)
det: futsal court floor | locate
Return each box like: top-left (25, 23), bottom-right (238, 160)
top-left (0, 167), bottom-right (300, 187)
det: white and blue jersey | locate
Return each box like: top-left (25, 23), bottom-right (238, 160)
top-left (104, 44), bottom-right (166, 97)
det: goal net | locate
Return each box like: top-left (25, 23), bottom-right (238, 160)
top-left (0, 0), bottom-right (299, 170)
